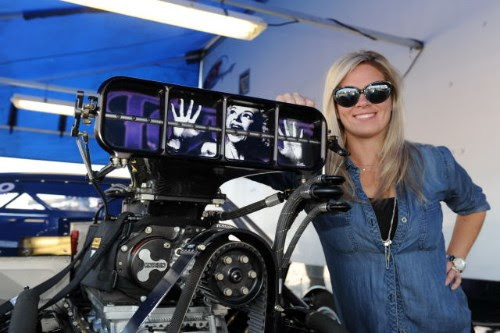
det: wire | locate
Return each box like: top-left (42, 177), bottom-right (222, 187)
top-left (0, 33), bottom-right (200, 67)
top-left (403, 45), bottom-right (425, 78)
top-left (0, 41), bottom-right (137, 67)
top-left (326, 17), bottom-right (377, 41)
top-left (24, 56), bottom-right (195, 83)
top-left (93, 197), bottom-right (118, 223)
top-left (79, 136), bottom-right (109, 220)
top-left (220, 0), bottom-right (229, 16)
top-left (324, 17), bottom-right (425, 77)
top-left (268, 19), bottom-right (299, 27)
top-left (325, 17), bottom-right (424, 78)
top-left (90, 181), bottom-right (109, 221)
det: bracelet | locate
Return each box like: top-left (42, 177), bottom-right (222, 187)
top-left (446, 254), bottom-right (466, 273)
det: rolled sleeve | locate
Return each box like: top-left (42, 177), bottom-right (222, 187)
top-left (438, 146), bottom-right (490, 215)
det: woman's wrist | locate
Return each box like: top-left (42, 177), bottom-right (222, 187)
top-left (446, 254), bottom-right (466, 273)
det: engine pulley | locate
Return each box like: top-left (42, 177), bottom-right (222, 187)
top-left (201, 241), bottom-right (266, 307)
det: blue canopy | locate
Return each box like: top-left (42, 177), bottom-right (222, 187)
top-left (0, 0), bottom-right (217, 164)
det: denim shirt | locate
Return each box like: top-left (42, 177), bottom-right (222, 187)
top-left (312, 144), bottom-right (490, 333)
top-left (250, 143), bottom-right (489, 333)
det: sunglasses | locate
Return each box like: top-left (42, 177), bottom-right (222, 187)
top-left (334, 81), bottom-right (393, 108)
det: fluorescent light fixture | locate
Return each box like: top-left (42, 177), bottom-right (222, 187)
top-left (11, 94), bottom-right (74, 116)
top-left (61, 0), bottom-right (267, 40)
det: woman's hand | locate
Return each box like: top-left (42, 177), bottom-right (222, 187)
top-left (276, 92), bottom-right (315, 107)
top-left (445, 260), bottom-right (462, 290)
top-left (171, 99), bottom-right (202, 138)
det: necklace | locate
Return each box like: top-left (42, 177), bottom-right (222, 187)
top-left (360, 166), bottom-right (375, 172)
top-left (350, 157), bottom-right (377, 173)
top-left (355, 162), bottom-right (377, 172)
top-left (383, 197), bottom-right (397, 269)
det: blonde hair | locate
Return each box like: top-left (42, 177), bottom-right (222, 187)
top-left (322, 50), bottom-right (423, 200)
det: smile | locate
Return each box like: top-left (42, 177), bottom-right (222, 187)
top-left (354, 113), bottom-right (376, 120)
top-left (230, 123), bottom-right (244, 130)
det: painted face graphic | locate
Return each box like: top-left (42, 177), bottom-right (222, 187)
top-left (226, 105), bottom-right (259, 143)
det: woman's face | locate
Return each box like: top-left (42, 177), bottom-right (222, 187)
top-left (336, 63), bottom-right (393, 142)
top-left (226, 105), bottom-right (258, 142)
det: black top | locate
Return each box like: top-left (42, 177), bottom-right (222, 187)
top-left (370, 197), bottom-right (398, 241)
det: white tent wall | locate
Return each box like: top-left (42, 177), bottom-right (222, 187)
top-left (203, 0), bottom-right (500, 282)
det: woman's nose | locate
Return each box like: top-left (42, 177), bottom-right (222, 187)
top-left (356, 93), bottom-right (370, 106)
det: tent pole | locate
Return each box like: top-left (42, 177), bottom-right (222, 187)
top-left (198, 35), bottom-right (225, 88)
top-left (0, 76), bottom-right (94, 95)
top-left (213, 0), bottom-right (423, 50)
top-left (198, 58), bottom-right (204, 89)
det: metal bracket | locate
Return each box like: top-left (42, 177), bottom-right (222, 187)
top-left (71, 91), bottom-right (98, 137)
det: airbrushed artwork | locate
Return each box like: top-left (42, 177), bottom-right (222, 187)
top-left (97, 79), bottom-right (324, 171)
top-left (165, 96), bottom-right (320, 167)
top-left (103, 90), bottom-right (163, 153)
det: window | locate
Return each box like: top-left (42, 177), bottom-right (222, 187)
top-left (0, 192), bottom-right (19, 208)
top-left (37, 194), bottom-right (100, 212)
top-left (5, 193), bottom-right (45, 210)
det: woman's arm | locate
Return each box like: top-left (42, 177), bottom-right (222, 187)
top-left (445, 211), bottom-right (486, 290)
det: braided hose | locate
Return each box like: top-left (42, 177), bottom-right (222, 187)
top-left (281, 204), bottom-right (326, 269)
top-left (219, 193), bottom-right (283, 221)
top-left (273, 175), bottom-right (326, 273)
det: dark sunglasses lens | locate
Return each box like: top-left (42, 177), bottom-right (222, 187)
top-left (335, 88), bottom-right (359, 107)
top-left (365, 83), bottom-right (392, 104)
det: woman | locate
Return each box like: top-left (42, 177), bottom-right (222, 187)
top-left (275, 50), bottom-right (489, 332)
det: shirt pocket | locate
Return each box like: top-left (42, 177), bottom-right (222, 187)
top-left (316, 210), bottom-right (358, 254)
top-left (418, 201), bottom-right (443, 250)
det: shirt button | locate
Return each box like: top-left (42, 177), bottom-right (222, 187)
top-left (401, 217), bottom-right (408, 223)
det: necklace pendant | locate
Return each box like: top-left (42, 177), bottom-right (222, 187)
top-left (383, 239), bottom-right (392, 247)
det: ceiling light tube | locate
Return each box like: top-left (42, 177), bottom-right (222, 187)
top-left (61, 0), bottom-right (267, 40)
top-left (11, 95), bottom-right (74, 116)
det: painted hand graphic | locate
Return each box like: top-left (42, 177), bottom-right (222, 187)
top-left (171, 99), bottom-right (202, 138)
top-left (279, 119), bottom-right (303, 162)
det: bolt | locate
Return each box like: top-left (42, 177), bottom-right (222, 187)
top-left (274, 305), bottom-right (285, 312)
top-left (239, 255), bottom-right (249, 264)
top-left (223, 256), bottom-right (233, 265)
top-left (215, 273), bottom-right (224, 281)
top-left (163, 242), bottom-right (171, 249)
top-left (140, 296), bottom-right (147, 302)
top-left (174, 227), bottom-right (180, 233)
top-left (229, 268), bottom-right (243, 283)
top-left (120, 245), bottom-right (128, 252)
top-left (248, 270), bottom-right (257, 279)
top-left (240, 287), bottom-right (249, 295)
top-left (145, 227), bottom-right (153, 234)
top-left (223, 288), bottom-right (233, 297)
